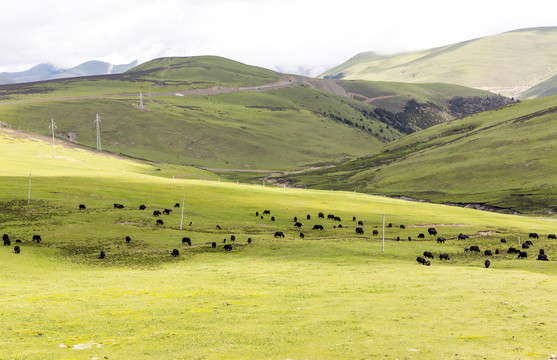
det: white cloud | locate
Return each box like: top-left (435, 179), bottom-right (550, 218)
top-left (1, 0), bottom-right (556, 75)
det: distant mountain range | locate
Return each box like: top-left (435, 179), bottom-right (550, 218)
top-left (321, 27), bottom-right (557, 99)
top-left (0, 60), bottom-right (138, 84)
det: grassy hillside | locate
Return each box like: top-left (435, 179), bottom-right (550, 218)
top-left (0, 127), bottom-right (556, 359)
top-left (340, 80), bottom-right (512, 132)
top-left (322, 27), bottom-right (557, 99)
top-left (0, 56), bottom-right (513, 171)
top-left (521, 74), bottom-right (557, 99)
top-left (285, 95), bottom-right (557, 214)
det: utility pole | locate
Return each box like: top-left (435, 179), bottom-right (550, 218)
top-left (49, 119), bottom-right (57, 158)
top-left (180, 194), bottom-right (185, 230)
top-left (94, 114), bottom-right (102, 151)
top-left (139, 92), bottom-right (144, 109)
top-left (382, 213), bottom-right (385, 252)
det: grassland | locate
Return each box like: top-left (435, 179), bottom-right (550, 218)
top-left (322, 27), bottom-right (557, 98)
top-left (0, 126), bottom-right (556, 359)
top-left (285, 95), bottom-right (557, 214)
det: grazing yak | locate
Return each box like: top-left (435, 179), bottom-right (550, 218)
top-left (100, 250), bottom-right (106, 259)
top-left (400, 225), bottom-right (405, 229)
top-left (274, 231), bottom-right (285, 238)
top-left (33, 235), bottom-right (42, 243)
top-left (388, 223), bottom-right (392, 228)
top-left (500, 238), bottom-right (507, 243)
top-left (216, 225), bottom-right (221, 230)
top-left (174, 203), bottom-right (180, 208)
top-left (79, 204), bottom-right (86, 210)
top-left (525, 240), bottom-right (533, 246)
top-left (537, 254), bottom-right (548, 261)
top-left (15, 239), bottom-right (22, 243)
top-left (357, 220), bottom-right (364, 226)
top-left (156, 219), bottom-right (164, 226)
top-left (436, 237), bottom-right (446, 244)
top-left (300, 232), bottom-right (305, 239)
top-left (423, 251), bottom-right (434, 259)
top-left (439, 253), bottom-right (450, 260)
top-left (318, 212), bottom-right (324, 218)
top-left (508, 247), bottom-right (519, 254)
top-left (172, 249), bottom-right (180, 257)
top-left (518, 251), bottom-right (528, 259)
top-left (293, 216), bottom-right (298, 222)
top-left (334, 216), bottom-right (341, 222)
top-left (495, 249), bottom-right (500, 254)
top-left (372, 230), bottom-right (379, 235)
top-left (182, 237), bottom-right (191, 245)
top-left (485, 259), bottom-right (491, 268)
top-left (484, 250), bottom-right (493, 256)
top-left (458, 234), bottom-right (469, 240)
top-left (469, 245), bottom-right (480, 252)
top-left (313, 225), bottom-right (324, 230)
top-left (153, 210), bottom-right (161, 216)
top-left (230, 235), bottom-right (236, 242)
top-left (14, 245), bottom-right (20, 254)
top-left (255, 211), bottom-right (259, 216)
top-left (352, 216), bottom-right (356, 221)
top-left (3, 237), bottom-right (10, 246)
top-left (529, 233), bottom-right (539, 239)
top-left (247, 238), bottom-right (252, 244)
top-left (355, 227), bottom-right (364, 234)
top-left (271, 216), bottom-right (275, 221)
top-left (539, 249), bottom-right (545, 255)
top-left (417, 257), bottom-right (431, 266)
top-left (408, 236), bottom-right (412, 241)
top-left (163, 209), bottom-right (172, 215)
top-left (418, 233), bottom-right (425, 239)
top-left (126, 236), bottom-right (131, 243)
top-left (396, 236), bottom-right (400, 241)
top-left (327, 214), bottom-right (335, 220)
top-left (263, 210), bottom-right (271, 215)
top-left (548, 234), bottom-right (556, 239)
top-left (113, 203), bottom-right (124, 209)
top-left (139, 204), bottom-right (146, 210)
top-left (211, 242), bottom-right (217, 248)
top-left (306, 214), bottom-right (311, 220)
top-left (522, 243), bottom-right (530, 249)
top-left (224, 244), bottom-right (233, 251)
top-left (428, 228), bottom-right (437, 236)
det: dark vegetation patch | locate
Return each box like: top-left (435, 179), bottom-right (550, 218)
top-left (448, 96), bottom-right (514, 118)
top-left (0, 199), bottom-right (65, 224)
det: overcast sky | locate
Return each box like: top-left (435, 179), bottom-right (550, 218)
top-left (2, 0), bottom-right (556, 76)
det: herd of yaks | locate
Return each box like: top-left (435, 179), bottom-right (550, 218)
top-left (2, 204), bottom-right (554, 266)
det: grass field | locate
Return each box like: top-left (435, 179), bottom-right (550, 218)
top-left (0, 128), bottom-right (556, 359)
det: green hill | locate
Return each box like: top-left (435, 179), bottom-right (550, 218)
top-left (284, 95), bottom-right (557, 214)
top-left (322, 27), bottom-right (557, 99)
top-left (521, 74), bottom-right (557, 99)
top-left (0, 56), bottom-right (511, 171)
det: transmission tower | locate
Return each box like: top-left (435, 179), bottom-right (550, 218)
top-left (94, 114), bottom-right (102, 151)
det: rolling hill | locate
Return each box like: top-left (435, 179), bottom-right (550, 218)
top-left (283, 95), bottom-right (557, 214)
top-left (321, 27), bottom-right (557, 99)
top-left (0, 56), bottom-right (507, 171)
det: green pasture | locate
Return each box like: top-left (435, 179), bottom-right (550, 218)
top-left (0, 130), bottom-right (556, 359)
